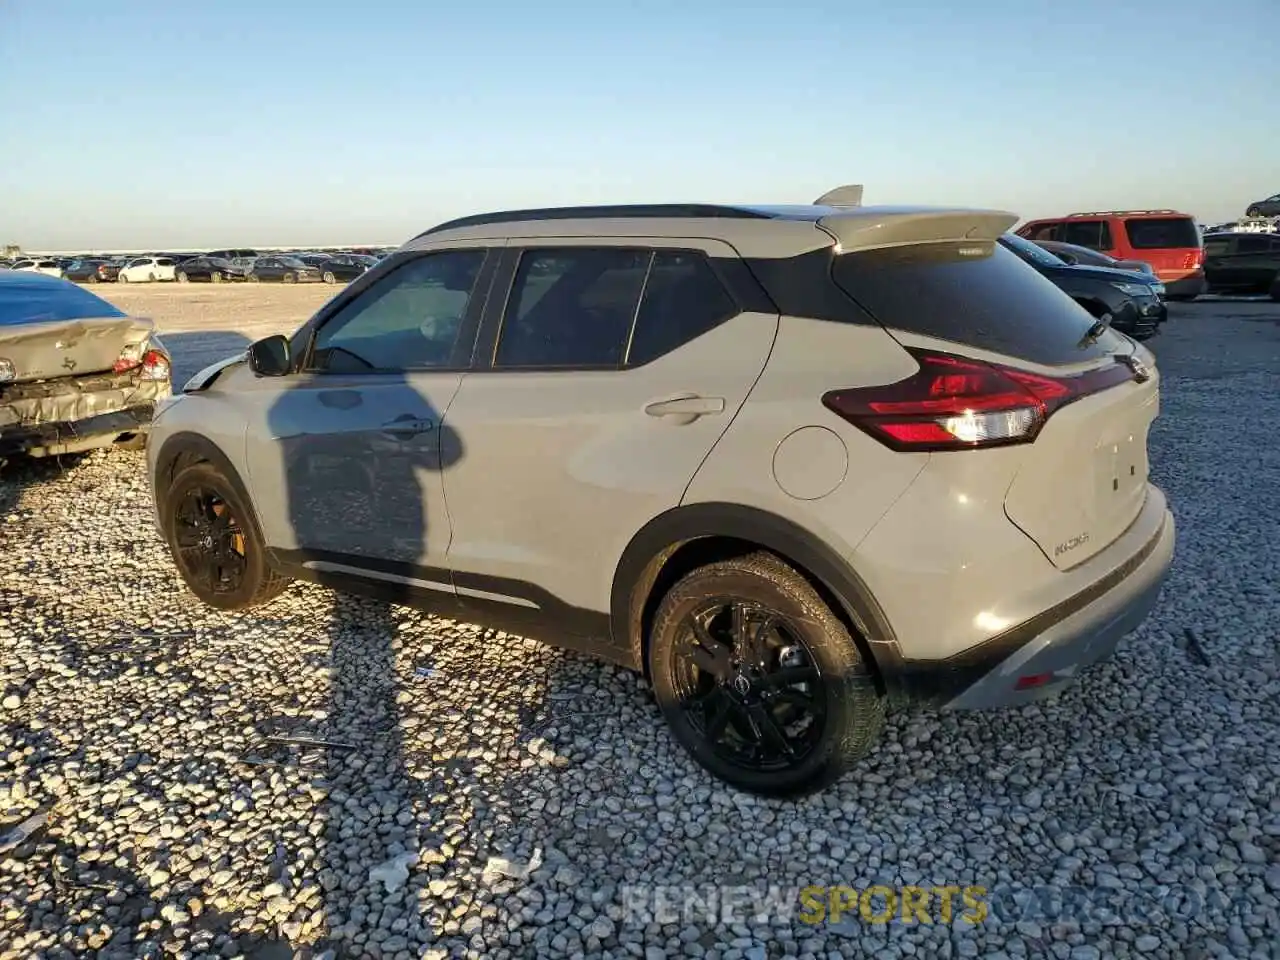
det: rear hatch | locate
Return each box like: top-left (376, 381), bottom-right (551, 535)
top-left (829, 231), bottom-right (1157, 569)
top-left (0, 276), bottom-right (154, 383)
top-left (1121, 216), bottom-right (1203, 280)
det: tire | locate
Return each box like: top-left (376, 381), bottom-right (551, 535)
top-left (1247, 207), bottom-right (1261, 218)
top-left (86, 274), bottom-right (98, 284)
top-left (283, 273), bottom-right (295, 284)
top-left (177, 271), bottom-right (188, 283)
top-left (211, 271), bottom-right (222, 283)
top-left (147, 272), bottom-right (156, 282)
top-left (247, 274), bottom-right (260, 283)
top-left (160, 462), bottom-right (288, 611)
top-left (648, 551), bottom-right (885, 797)
top-left (118, 272), bottom-right (129, 283)
top-left (323, 271), bottom-right (336, 284)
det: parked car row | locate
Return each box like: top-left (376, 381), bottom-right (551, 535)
top-left (1, 250), bottom-right (387, 286)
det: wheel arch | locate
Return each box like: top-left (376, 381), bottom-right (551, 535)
top-left (611, 503), bottom-right (903, 694)
top-left (153, 431), bottom-right (267, 545)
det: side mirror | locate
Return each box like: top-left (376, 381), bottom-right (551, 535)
top-left (248, 335), bottom-right (291, 377)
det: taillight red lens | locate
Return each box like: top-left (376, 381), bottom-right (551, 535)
top-left (140, 349), bottom-right (171, 381)
top-left (822, 349), bottom-right (1134, 451)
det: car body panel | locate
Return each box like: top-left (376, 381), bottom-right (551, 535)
top-left (1203, 233), bottom-right (1280, 293)
top-left (442, 235), bottom-right (777, 616)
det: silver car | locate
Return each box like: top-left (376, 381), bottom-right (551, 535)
top-left (1, 271), bottom-right (171, 460)
top-left (146, 195), bottom-right (1175, 796)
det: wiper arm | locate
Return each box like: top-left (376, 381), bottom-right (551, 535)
top-left (1078, 313), bottom-right (1112, 347)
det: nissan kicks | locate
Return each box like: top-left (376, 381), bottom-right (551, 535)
top-left (147, 197), bottom-right (1175, 796)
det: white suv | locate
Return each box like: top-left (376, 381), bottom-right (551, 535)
top-left (146, 198), bottom-right (1175, 795)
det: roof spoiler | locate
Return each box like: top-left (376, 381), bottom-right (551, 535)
top-left (813, 184), bottom-right (864, 207)
top-left (816, 207), bottom-right (1018, 254)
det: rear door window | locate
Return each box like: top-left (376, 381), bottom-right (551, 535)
top-left (832, 241), bottom-right (1115, 366)
top-left (494, 248), bottom-right (649, 368)
top-left (1061, 220), bottom-right (1112, 249)
top-left (1123, 217), bottom-right (1200, 249)
top-left (1203, 237), bottom-right (1234, 257)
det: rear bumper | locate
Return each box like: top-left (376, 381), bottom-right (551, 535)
top-left (1, 375), bottom-right (170, 457)
top-left (0, 404), bottom-right (157, 457)
top-left (887, 487), bottom-right (1175, 709)
top-left (1161, 273), bottom-right (1205, 299)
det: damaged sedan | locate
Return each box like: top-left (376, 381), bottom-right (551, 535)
top-left (0, 271), bottom-right (171, 461)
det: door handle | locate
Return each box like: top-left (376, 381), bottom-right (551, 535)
top-left (381, 415), bottom-right (435, 439)
top-left (644, 395), bottom-right (725, 425)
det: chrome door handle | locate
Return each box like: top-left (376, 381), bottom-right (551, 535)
top-left (381, 415), bottom-right (435, 439)
top-left (644, 395), bottom-right (725, 425)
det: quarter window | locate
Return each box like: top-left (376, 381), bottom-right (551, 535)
top-left (495, 249), bottom-right (649, 368)
top-left (1203, 237), bottom-right (1233, 257)
top-left (309, 250), bottom-right (486, 373)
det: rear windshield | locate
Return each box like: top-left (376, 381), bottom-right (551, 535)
top-left (832, 242), bottom-right (1118, 365)
top-left (0, 279), bottom-right (126, 325)
top-left (1123, 217), bottom-right (1200, 250)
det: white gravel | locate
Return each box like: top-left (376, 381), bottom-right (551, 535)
top-left (1, 297), bottom-right (1278, 959)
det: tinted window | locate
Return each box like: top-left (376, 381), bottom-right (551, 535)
top-left (1203, 237), bottom-right (1233, 257)
top-left (627, 252), bottom-right (737, 365)
top-left (1023, 223), bottom-right (1061, 242)
top-left (1123, 217), bottom-right (1200, 249)
top-left (310, 250), bottom-right (485, 373)
top-left (1061, 220), bottom-right (1110, 249)
top-left (832, 242), bottom-right (1118, 365)
top-left (157, 258), bottom-right (175, 266)
top-left (0, 278), bottom-right (126, 325)
top-left (1237, 236), bottom-right (1272, 254)
top-left (495, 248), bottom-right (648, 368)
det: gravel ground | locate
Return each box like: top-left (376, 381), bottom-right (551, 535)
top-left (2, 295), bottom-right (1279, 960)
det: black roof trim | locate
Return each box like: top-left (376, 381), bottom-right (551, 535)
top-left (416, 204), bottom-right (775, 238)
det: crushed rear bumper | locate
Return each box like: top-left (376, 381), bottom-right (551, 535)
top-left (1, 373), bottom-right (169, 457)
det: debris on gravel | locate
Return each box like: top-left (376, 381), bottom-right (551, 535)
top-left (1, 304), bottom-right (1278, 958)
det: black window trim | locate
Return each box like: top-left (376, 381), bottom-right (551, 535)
top-left (470, 244), bottom-right (751, 374)
top-left (293, 247), bottom-right (499, 376)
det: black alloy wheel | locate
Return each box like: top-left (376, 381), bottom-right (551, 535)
top-left (163, 462), bottom-right (287, 610)
top-left (673, 598), bottom-right (827, 772)
top-left (649, 552), bottom-right (885, 796)
top-left (171, 487), bottom-right (248, 597)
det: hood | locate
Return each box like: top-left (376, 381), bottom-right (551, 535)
top-left (0, 315), bottom-right (157, 384)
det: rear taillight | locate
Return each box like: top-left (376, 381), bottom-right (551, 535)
top-left (1186, 250), bottom-right (1204, 269)
top-left (114, 344), bottom-right (171, 381)
top-left (821, 349), bottom-right (1135, 451)
top-left (140, 349), bottom-right (171, 381)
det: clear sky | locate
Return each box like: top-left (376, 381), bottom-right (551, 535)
top-left (2, 0), bottom-right (1276, 250)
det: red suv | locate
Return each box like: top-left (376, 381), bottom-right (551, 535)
top-left (1016, 210), bottom-right (1205, 300)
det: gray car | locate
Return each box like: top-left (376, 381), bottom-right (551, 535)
top-left (1, 271), bottom-right (171, 460)
top-left (146, 196), bottom-right (1174, 796)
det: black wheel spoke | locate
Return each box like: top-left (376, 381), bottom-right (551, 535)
top-left (689, 618), bottom-right (733, 678)
top-left (770, 687), bottom-right (815, 710)
top-left (746, 702), bottom-right (795, 759)
top-left (703, 688), bottom-right (735, 743)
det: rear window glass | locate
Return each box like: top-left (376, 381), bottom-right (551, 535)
top-left (1123, 217), bottom-right (1200, 250)
top-left (0, 279), bottom-right (126, 325)
top-left (832, 242), bottom-right (1117, 365)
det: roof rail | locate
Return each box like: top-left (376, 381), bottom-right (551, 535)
top-left (813, 184), bottom-right (864, 207)
top-left (1066, 209), bottom-right (1181, 217)
top-left (416, 203), bottom-right (772, 237)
